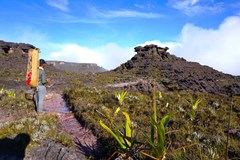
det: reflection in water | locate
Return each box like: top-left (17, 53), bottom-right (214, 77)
top-left (43, 94), bottom-right (69, 114)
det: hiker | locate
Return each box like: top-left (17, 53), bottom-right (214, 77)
top-left (36, 59), bottom-right (48, 113)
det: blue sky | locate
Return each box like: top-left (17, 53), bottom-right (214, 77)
top-left (0, 0), bottom-right (240, 75)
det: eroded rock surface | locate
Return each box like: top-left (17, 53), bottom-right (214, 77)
top-left (26, 140), bottom-right (86, 160)
top-left (114, 44), bottom-right (240, 95)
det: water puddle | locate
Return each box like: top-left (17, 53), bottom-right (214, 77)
top-left (44, 93), bottom-right (69, 114)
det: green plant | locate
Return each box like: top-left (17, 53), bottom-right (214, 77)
top-left (158, 91), bottom-right (163, 99)
top-left (188, 99), bottom-right (201, 121)
top-left (142, 114), bottom-right (173, 160)
top-left (0, 85), bottom-right (4, 94)
top-left (152, 80), bottom-right (157, 122)
top-left (7, 90), bottom-right (16, 98)
top-left (55, 132), bottom-right (74, 148)
top-left (141, 81), bottom-right (197, 160)
top-left (99, 111), bottom-right (132, 150)
top-left (0, 85), bottom-right (16, 98)
top-left (193, 99), bottom-right (201, 110)
top-left (99, 108), bottom-right (141, 159)
top-left (114, 90), bottom-right (128, 105)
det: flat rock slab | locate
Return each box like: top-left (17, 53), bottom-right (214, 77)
top-left (26, 140), bottom-right (87, 160)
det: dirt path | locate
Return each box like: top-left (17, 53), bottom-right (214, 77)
top-left (43, 92), bottom-right (99, 157)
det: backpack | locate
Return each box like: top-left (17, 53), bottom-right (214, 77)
top-left (26, 49), bottom-right (39, 87)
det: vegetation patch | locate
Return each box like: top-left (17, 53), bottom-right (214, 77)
top-left (64, 78), bottom-right (240, 159)
top-left (0, 89), bottom-right (74, 151)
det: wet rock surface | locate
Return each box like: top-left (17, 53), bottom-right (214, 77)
top-left (43, 93), bottom-right (99, 158)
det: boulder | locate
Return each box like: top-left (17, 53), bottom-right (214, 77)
top-left (27, 140), bottom-right (86, 160)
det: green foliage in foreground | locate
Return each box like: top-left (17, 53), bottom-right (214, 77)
top-left (0, 114), bottom-right (74, 150)
top-left (99, 111), bottom-right (132, 150)
top-left (64, 81), bottom-right (240, 159)
top-left (0, 85), bottom-right (16, 98)
top-left (0, 91), bottom-right (74, 150)
top-left (114, 91), bottom-right (128, 106)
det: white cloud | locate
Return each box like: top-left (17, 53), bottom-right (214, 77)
top-left (168, 0), bottom-right (223, 16)
top-left (48, 43), bottom-right (134, 70)
top-left (90, 7), bottom-right (164, 18)
top-left (94, 43), bottom-right (134, 69)
top-left (49, 44), bottom-right (102, 64)
top-left (43, 13), bottom-right (106, 24)
top-left (142, 15), bottom-right (240, 75)
top-left (46, 0), bottom-right (69, 12)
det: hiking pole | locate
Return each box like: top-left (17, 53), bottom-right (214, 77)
top-left (225, 93), bottom-right (233, 160)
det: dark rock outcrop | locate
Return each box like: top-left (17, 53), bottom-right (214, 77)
top-left (114, 44), bottom-right (240, 95)
top-left (0, 40), bottom-right (36, 55)
top-left (27, 140), bottom-right (86, 160)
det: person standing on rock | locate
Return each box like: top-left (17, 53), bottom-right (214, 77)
top-left (36, 59), bottom-right (48, 113)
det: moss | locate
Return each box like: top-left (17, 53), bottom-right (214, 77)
top-left (0, 90), bottom-right (74, 150)
top-left (0, 114), bottom-right (74, 150)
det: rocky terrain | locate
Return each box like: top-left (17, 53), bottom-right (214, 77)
top-left (0, 40), bottom-right (35, 55)
top-left (114, 44), bottom-right (240, 95)
top-left (0, 40), bottom-right (239, 159)
top-left (0, 40), bottom-right (106, 91)
top-left (0, 40), bottom-right (105, 159)
top-left (1, 40), bottom-right (239, 95)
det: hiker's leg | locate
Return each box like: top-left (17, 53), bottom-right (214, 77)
top-left (36, 87), bottom-right (40, 112)
top-left (37, 86), bottom-right (46, 112)
top-left (33, 88), bottom-right (38, 112)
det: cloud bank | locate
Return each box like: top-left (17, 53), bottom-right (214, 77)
top-left (49, 44), bottom-right (103, 64)
top-left (172, 15), bottom-right (240, 75)
top-left (48, 43), bottom-right (134, 70)
top-left (142, 15), bottom-right (240, 75)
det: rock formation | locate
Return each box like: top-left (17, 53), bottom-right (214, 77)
top-left (27, 140), bottom-right (86, 160)
top-left (114, 44), bottom-right (240, 95)
top-left (0, 40), bottom-right (35, 55)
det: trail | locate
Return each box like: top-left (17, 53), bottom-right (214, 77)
top-left (43, 92), bottom-right (99, 157)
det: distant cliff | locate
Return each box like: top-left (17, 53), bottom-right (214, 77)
top-left (47, 61), bottom-right (107, 74)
